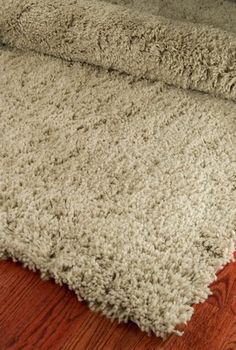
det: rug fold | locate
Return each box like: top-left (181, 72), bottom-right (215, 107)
top-left (0, 0), bottom-right (236, 100)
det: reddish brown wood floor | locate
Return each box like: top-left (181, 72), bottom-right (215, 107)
top-left (1, 256), bottom-right (236, 350)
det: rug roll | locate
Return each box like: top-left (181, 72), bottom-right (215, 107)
top-left (1, 0), bottom-right (236, 339)
top-left (0, 0), bottom-right (236, 100)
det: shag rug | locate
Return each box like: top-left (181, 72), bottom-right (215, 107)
top-left (0, 0), bottom-right (235, 338)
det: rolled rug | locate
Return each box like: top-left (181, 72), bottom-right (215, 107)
top-left (0, 0), bottom-right (236, 100)
top-left (0, 0), bottom-right (236, 340)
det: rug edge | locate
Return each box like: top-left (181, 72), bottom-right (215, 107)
top-left (0, 235), bottom-right (235, 339)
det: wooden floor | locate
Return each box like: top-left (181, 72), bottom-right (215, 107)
top-left (1, 257), bottom-right (236, 350)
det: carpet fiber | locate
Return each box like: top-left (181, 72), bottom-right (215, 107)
top-left (0, 0), bottom-right (235, 338)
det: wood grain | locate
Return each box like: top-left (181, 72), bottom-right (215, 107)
top-left (0, 257), bottom-right (236, 350)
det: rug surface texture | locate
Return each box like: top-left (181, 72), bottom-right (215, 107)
top-left (0, 0), bottom-right (235, 338)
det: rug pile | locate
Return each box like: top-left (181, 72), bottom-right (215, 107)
top-left (0, 0), bottom-right (235, 338)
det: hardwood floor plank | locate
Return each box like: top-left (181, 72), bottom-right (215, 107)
top-left (0, 261), bottom-right (87, 350)
top-left (207, 259), bottom-right (236, 310)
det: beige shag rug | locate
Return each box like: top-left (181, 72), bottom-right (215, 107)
top-left (0, 0), bottom-right (236, 338)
